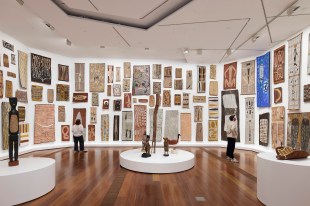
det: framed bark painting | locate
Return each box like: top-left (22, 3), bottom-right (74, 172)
top-left (197, 66), bottom-right (206, 93)
top-left (223, 62), bottom-right (237, 90)
top-left (256, 52), bottom-right (270, 107)
top-left (58, 64), bottom-right (69, 82)
top-left (75, 63), bottom-right (85, 91)
top-left (89, 63), bottom-right (105, 92)
top-left (245, 97), bottom-right (255, 144)
top-left (134, 105), bottom-right (147, 141)
top-left (273, 45), bottom-right (285, 84)
top-left (259, 113), bottom-right (269, 146)
top-left (241, 60), bottom-right (255, 95)
top-left (122, 111), bottom-right (133, 141)
top-left (31, 53), bottom-right (51, 85)
top-left (132, 65), bottom-right (150, 95)
top-left (18, 50), bottom-right (28, 89)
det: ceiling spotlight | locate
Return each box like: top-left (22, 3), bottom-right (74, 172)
top-left (16, 0), bottom-right (24, 6)
top-left (287, 6), bottom-right (300, 16)
top-left (100, 45), bottom-right (105, 49)
top-left (197, 49), bottom-right (202, 55)
top-left (44, 22), bottom-right (55, 31)
top-left (66, 39), bottom-right (71, 46)
top-left (184, 49), bottom-right (189, 54)
top-left (251, 35), bottom-right (260, 43)
top-left (226, 48), bottom-right (232, 56)
top-left (145, 48), bottom-right (149, 50)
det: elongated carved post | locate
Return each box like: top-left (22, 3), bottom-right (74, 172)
top-left (152, 94), bottom-right (160, 153)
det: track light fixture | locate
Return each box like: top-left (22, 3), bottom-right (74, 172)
top-left (16, 0), bottom-right (24, 6)
top-left (226, 48), bottom-right (232, 56)
top-left (66, 39), bottom-right (71, 46)
top-left (184, 49), bottom-right (189, 54)
top-left (287, 6), bottom-right (300, 16)
top-left (251, 35), bottom-right (260, 43)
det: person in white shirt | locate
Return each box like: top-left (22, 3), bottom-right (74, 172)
top-left (72, 119), bottom-right (86, 152)
top-left (225, 115), bottom-right (238, 163)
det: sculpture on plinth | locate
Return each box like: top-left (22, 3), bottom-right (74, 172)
top-left (142, 134), bottom-right (151, 158)
top-left (163, 137), bottom-right (169, 156)
top-left (8, 97), bottom-right (19, 166)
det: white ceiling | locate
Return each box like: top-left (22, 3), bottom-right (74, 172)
top-left (0, 0), bottom-right (310, 63)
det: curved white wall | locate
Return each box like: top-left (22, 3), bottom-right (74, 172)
top-left (1, 25), bottom-right (310, 159)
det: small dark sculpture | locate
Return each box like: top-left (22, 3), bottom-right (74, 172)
top-left (276, 146), bottom-right (309, 160)
top-left (142, 135), bottom-right (151, 158)
top-left (168, 134), bottom-right (181, 154)
top-left (163, 137), bottom-right (169, 156)
top-left (8, 97), bottom-right (19, 166)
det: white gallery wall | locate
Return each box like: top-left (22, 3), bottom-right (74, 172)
top-left (1, 24), bottom-right (310, 158)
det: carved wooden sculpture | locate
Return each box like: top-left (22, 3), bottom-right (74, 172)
top-left (8, 97), bottom-right (19, 166)
top-left (152, 94), bottom-right (160, 153)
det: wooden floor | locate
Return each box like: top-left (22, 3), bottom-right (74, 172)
top-left (19, 147), bottom-right (263, 206)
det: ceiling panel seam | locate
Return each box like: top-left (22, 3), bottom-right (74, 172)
top-left (112, 26), bottom-right (131, 47)
top-left (234, 0), bottom-right (299, 51)
top-left (267, 13), bottom-right (310, 18)
top-left (260, 0), bottom-right (273, 43)
top-left (158, 18), bottom-right (250, 27)
top-left (88, 0), bottom-right (99, 11)
top-left (140, 0), bottom-right (168, 19)
top-left (219, 18), bottom-right (251, 63)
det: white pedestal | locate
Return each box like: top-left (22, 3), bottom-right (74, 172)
top-left (120, 148), bottom-right (195, 173)
top-left (257, 153), bottom-right (310, 206)
top-left (0, 157), bottom-right (55, 206)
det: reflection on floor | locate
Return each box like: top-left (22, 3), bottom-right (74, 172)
top-left (20, 147), bottom-right (262, 206)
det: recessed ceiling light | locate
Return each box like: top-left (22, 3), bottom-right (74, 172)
top-left (287, 6), bottom-right (300, 16)
top-left (184, 49), bottom-right (189, 54)
top-left (44, 22), bottom-right (55, 31)
top-left (66, 39), bottom-right (71, 46)
top-left (16, 0), bottom-right (24, 6)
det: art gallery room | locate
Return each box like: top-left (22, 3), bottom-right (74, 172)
top-left (2, 0), bottom-right (310, 205)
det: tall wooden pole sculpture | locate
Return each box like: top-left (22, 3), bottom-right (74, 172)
top-left (8, 97), bottom-right (19, 166)
top-left (152, 94), bottom-right (160, 153)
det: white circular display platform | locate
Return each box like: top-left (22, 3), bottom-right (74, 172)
top-left (257, 152), bottom-right (310, 206)
top-left (0, 157), bottom-right (55, 206)
top-left (120, 148), bottom-right (195, 173)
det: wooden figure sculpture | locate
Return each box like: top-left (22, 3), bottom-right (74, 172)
top-left (142, 135), bottom-right (151, 158)
top-left (163, 137), bottom-right (169, 156)
top-left (151, 94), bottom-right (160, 153)
top-left (8, 97), bottom-right (19, 166)
top-left (168, 134), bottom-right (181, 153)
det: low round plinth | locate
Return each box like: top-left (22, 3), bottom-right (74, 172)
top-left (0, 157), bottom-right (55, 205)
top-left (120, 148), bottom-right (195, 173)
top-left (257, 152), bottom-right (310, 206)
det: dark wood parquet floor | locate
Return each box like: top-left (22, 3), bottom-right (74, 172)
top-left (18, 147), bottom-right (263, 206)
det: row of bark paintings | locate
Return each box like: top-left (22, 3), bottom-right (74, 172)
top-left (1, 32), bottom-right (310, 152)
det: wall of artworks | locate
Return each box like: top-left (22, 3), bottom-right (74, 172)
top-left (1, 25), bottom-right (310, 157)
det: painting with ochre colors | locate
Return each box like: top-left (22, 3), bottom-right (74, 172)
top-left (186, 70), bottom-right (192, 89)
top-left (175, 68), bottom-right (182, 78)
top-left (152, 64), bottom-right (161, 79)
top-left (34, 104), bottom-right (55, 144)
top-left (210, 65), bottom-right (216, 79)
top-left (73, 108), bottom-right (86, 138)
top-left (183, 93), bottom-right (189, 109)
top-left (47, 89), bottom-right (54, 103)
top-left (56, 84), bottom-right (70, 101)
top-left (113, 84), bottom-right (121, 96)
top-left (259, 113), bottom-right (269, 146)
top-left (0, 70), bottom-right (3, 98)
top-left (149, 109), bottom-right (163, 142)
top-left (241, 60), bottom-right (255, 94)
top-left (124, 93), bottom-right (132, 108)
top-left (256, 52), bottom-right (270, 107)
top-left (107, 65), bottom-right (114, 83)
top-left (209, 81), bottom-right (218, 96)
top-left (18, 50), bottom-right (28, 89)
top-left (153, 82), bottom-right (161, 94)
top-left (113, 115), bottom-right (120, 141)
top-left (3, 54), bottom-right (9, 68)
top-left (134, 105), bottom-right (147, 141)
top-left (209, 97), bottom-right (219, 119)
top-left (221, 90), bottom-right (240, 142)
top-left (224, 62), bottom-right (237, 90)
top-left (196, 123), bottom-right (203, 141)
top-left (194, 106), bottom-right (203, 122)
top-left (101, 114), bottom-right (109, 141)
top-left (273, 45), bottom-right (285, 84)
top-left (19, 123), bottom-right (29, 146)
top-left (274, 87), bottom-right (283, 104)
top-left (122, 111), bottom-right (133, 141)
top-left (31, 85), bottom-right (43, 101)
top-left (31, 53), bottom-right (51, 85)
top-left (58, 64), bottom-right (69, 82)
top-left (15, 90), bottom-right (28, 103)
top-left (72, 93), bottom-right (88, 103)
top-left (58, 106), bottom-right (65, 122)
top-left (245, 97), bottom-right (255, 144)
top-left (164, 110), bottom-right (179, 140)
top-left (132, 65), bottom-right (150, 95)
top-left (163, 90), bottom-right (171, 107)
top-left (89, 63), bottom-right (105, 92)
top-left (18, 106), bottom-right (25, 122)
top-left (164, 66), bottom-right (172, 88)
top-left (90, 107), bottom-right (97, 124)
top-left (271, 106), bottom-right (285, 148)
top-left (75, 63), bottom-right (85, 91)
top-left (288, 34), bottom-right (302, 110)
top-left (92, 93), bottom-right (99, 106)
top-left (124, 62), bottom-right (131, 78)
top-left (197, 66), bottom-right (206, 93)
top-left (2, 102), bottom-right (10, 150)
top-left (61, 125), bottom-right (70, 141)
top-left (287, 113), bottom-right (310, 152)
top-left (304, 85), bottom-right (310, 102)
top-left (180, 113), bottom-right (191, 141)
top-left (5, 80), bottom-right (13, 98)
top-left (88, 125), bottom-right (95, 141)
top-left (123, 79), bottom-right (130, 92)
top-left (208, 120), bottom-right (218, 141)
